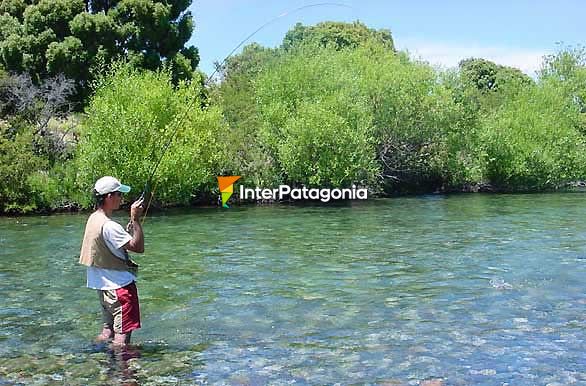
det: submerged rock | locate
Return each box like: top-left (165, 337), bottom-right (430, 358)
top-left (420, 379), bottom-right (444, 386)
top-left (490, 278), bottom-right (513, 290)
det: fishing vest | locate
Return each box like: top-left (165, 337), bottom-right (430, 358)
top-left (79, 211), bottom-right (138, 274)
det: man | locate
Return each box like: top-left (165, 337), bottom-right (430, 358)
top-left (79, 176), bottom-right (145, 346)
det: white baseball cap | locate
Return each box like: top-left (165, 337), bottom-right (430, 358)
top-left (94, 176), bottom-right (131, 195)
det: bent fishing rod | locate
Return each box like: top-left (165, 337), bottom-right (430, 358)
top-left (138, 2), bottom-right (352, 222)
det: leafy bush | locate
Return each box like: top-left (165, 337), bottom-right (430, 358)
top-left (253, 45), bottom-right (379, 189)
top-left (252, 43), bottom-right (474, 192)
top-left (0, 123), bottom-right (47, 212)
top-left (275, 100), bottom-right (376, 186)
top-left (76, 63), bottom-right (227, 206)
top-left (480, 78), bottom-right (586, 189)
top-left (352, 49), bottom-right (466, 193)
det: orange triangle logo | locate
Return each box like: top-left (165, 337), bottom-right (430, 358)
top-left (217, 176), bottom-right (241, 192)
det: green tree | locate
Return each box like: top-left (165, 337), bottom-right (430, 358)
top-left (282, 21), bottom-right (395, 52)
top-left (0, 0), bottom-right (199, 104)
top-left (459, 58), bottom-right (532, 92)
top-left (215, 43), bottom-right (278, 125)
top-left (455, 58), bottom-right (534, 119)
top-left (539, 45), bottom-right (586, 81)
top-left (216, 22), bottom-right (395, 190)
top-left (218, 26), bottom-right (473, 193)
top-left (210, 43), bottom-right (282, 187)
top-left (539, 46), bottom-right (586, 130)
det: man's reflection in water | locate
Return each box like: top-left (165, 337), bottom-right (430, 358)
top-left (105, 344), bottom-right (142, 385)
top-left (92, 339), bottom-right (207, 384)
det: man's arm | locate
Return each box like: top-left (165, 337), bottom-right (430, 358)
top-left (123, 198), bottom-right (144, 253)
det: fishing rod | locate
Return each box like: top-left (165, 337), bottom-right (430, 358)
top-left (139, 2), bottom-right (353, 222)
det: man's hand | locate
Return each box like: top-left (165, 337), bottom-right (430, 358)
top-left (130, 197), bottom-right (145, 221)
top-left (124, 196), bottom-right (145, 253)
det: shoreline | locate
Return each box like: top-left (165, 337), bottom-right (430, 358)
top-left (3, 183), bottom-right (586, 217)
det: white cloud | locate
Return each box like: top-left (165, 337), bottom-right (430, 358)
top-left (397, 38), bottom-right (552, 76)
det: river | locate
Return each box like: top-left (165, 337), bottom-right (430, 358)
top-left (0, 194), bottom-right (584, 385)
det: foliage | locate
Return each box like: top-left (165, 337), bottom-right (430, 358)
top-left (480, 78), bottom-right (586, 189)
top-left (216, 22), bottom-right (397, 189)
top-left (76, 63), bottom-right (227, 206)
top-left (248, 44), bottom-right (474, 193)
top-left (538, 46), bottom-right (586, 133)
top-left (1, 72), bottom-right (78, 162)
top-left (4, 20), bottom-right (586, 213)
top-left (251, 45), bottom-right (379, 188)
top-left (0, 71), bottom-right (80, 212)
top-left (459, 58), bottom-right (532, 92)
top-left (215, 43), bottom-right (278, 126)
top-left (455, 58), bottom-right (535, 115)
top-left (356, 51), bottom-right (467, 193)
top-left (0, 0), bottom-right (199, 104)
top-left (539, 45), bottom-right (586, 82)
top-left (0, 122), bottom-right (46, 212)
top-left (282, 21), bottom-right (395, 52)
top-left (217, 30), bottom-right (586, 195)
top-left (210, 43), bottom-right (282, 187)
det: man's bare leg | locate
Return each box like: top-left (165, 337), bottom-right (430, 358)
top-left (96, 324), bottom-right (114, 342)
top-left (112, 331), bottom-right (132, 346)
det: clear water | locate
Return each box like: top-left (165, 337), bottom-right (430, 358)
top-left (0, 194), bottom-right (585, 385)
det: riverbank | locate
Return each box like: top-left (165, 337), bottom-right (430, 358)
top-left (4, 181), bottom-right (586, 217)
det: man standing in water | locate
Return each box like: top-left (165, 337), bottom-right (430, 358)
top-left (79, 176), bottom-right (145, 346)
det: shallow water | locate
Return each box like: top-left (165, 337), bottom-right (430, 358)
top-left (0, 194), bottom-right (585, 385)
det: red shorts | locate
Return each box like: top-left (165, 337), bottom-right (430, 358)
top-left (98, 282), bottom-right (141, 334)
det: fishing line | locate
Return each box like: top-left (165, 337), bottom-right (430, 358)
top-left (140, 2), bottom-right (353, 222)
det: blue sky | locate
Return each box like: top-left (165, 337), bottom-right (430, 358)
top-left (188, 0), bottom-right (585, 76)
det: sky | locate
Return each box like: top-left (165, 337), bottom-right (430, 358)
top-left (188, 0), bottom-right (585, 77)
